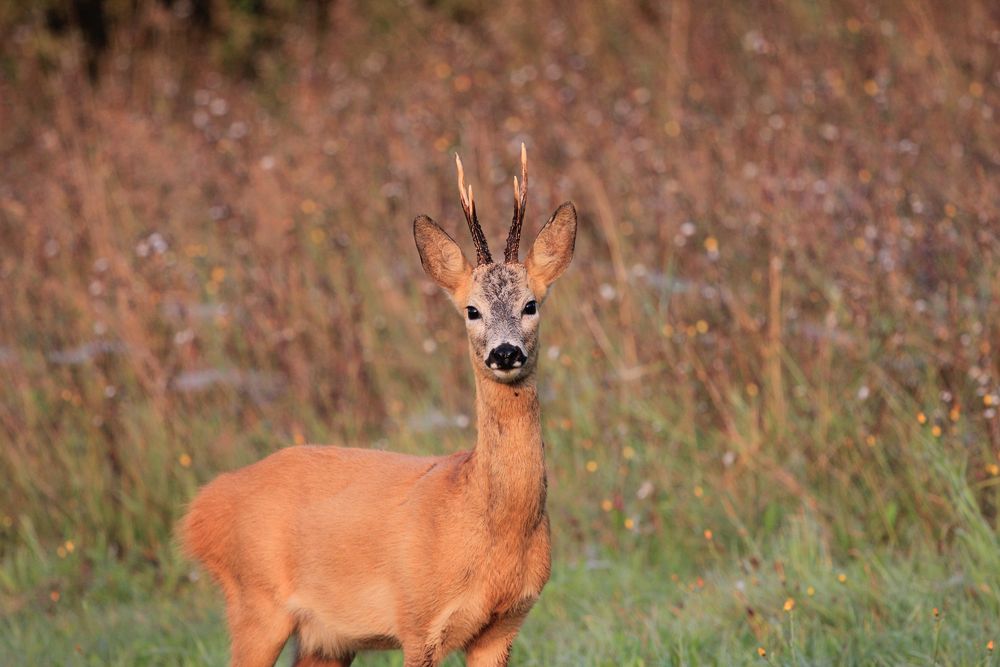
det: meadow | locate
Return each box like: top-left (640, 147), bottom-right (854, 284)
top-left (1, 0), bottom-right (999, 664)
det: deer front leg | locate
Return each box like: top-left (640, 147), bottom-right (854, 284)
top-left (464, 613), bottom-right (527, 667)
top-left (402, 641), bottom-right (444, 667)
top-left (293, 647), bottom-right (354, 667)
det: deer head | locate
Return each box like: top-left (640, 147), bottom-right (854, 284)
top-left (414, 145), bottom-right (577, 384)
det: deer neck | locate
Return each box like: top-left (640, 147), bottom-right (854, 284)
top-left (470, 373), bottom-right (546, 532)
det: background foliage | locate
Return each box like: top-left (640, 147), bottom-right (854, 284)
top-left (2, 0), bottom-right (999, 664)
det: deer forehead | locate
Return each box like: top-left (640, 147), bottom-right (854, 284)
top-left (468, 263), bottom-right (533, 313)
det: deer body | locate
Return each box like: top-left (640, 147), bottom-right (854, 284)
top-left (180, 147), bottom-right (576, 666)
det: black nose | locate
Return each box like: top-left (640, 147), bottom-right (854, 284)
top-left (487, 344), bottom-right (527, 371)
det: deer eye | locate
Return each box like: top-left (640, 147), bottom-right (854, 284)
top-left (466, 306), bottom-right (481, 320)
top-left (522, 300), bottom-right (537, 315)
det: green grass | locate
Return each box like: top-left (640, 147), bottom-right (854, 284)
top-left (3, 381), bottom-right (999, 664)
top-left (3, 524), bottom-right (999, 665)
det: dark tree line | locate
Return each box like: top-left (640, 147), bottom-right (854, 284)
top-left (40, 0), bottom-right (335, 80)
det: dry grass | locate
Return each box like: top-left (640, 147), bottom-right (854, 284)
top-left (1, 0), bottom-right (1000, 662)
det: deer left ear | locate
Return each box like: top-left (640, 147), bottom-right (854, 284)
top-left (414, 215), bottom-right (473, 304)
top-left (525, 202), bottom-right (576, 300)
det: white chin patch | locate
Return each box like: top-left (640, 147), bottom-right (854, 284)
top-left (490, 367), bottom-right (520, 381)
top-left (490, 362), bottom-right (499, 369)
top-left (512, 360), bottom-right (522, 368)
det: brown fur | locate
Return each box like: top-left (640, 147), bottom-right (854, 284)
top-left (180, 202), bottom-right (576, 667)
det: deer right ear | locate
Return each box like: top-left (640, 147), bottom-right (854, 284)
top-left (414, 215), bottom-right (473, 303)
top-left (525, 202), bottom-right (577, 301)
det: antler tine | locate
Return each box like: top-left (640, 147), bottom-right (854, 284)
top-left (504, 143), bottom-right (528, 263)
top-left (455, 153), bottom-right (493, 266)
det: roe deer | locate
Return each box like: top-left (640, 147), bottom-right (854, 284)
top-left (180, 145), bottom-right (577, 667)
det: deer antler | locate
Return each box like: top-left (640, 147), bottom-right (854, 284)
top-left (504, 143), bottom-right (528, 263)
top-left (455, 153), bottom-right (493, 266)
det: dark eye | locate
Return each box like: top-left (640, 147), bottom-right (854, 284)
top-left (522, 300), bottom-right (537, 315)
top-left (466, 306), bottom-right (481, 320)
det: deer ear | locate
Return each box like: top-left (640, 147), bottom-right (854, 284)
top-left (525, 202), bottom-right (576, 300)
top-left (414, 215), bottom-right (473, 302)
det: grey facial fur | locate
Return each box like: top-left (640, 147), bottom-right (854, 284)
top-left (464, 263), bottom-right (540, 383)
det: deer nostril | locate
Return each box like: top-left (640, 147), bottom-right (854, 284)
top-left (487, 344), bottom-right (527, 371)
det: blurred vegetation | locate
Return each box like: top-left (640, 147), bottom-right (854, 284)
top-left (1, 0), bottom-right (999, 663)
